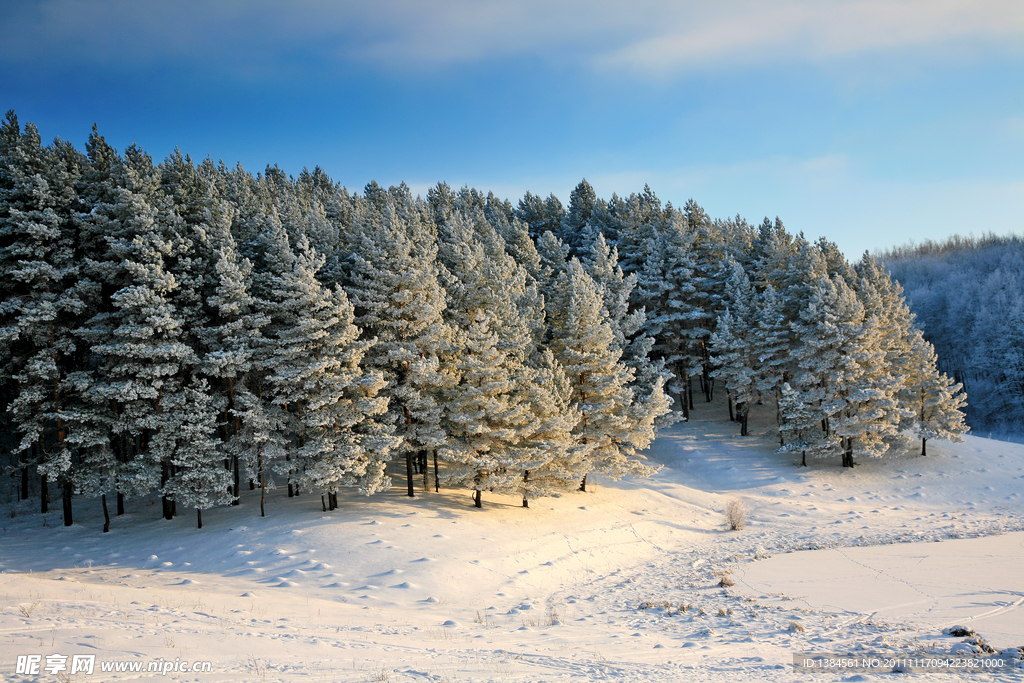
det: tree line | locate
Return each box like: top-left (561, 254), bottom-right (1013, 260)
top-left (881, 233), bottom-right (1024, 435)
top-left (0, 112), bottom-right (967, 529)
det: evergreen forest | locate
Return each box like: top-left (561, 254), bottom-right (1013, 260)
top-left (882, 234), bottom-right (1024, 436)
top-left (0, 112), bottom-right (968, 529)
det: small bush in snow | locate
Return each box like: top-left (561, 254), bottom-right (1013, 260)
top-left (717, 574), bottom-right (735, 588)
top-left (944, 625), bottom-right (975, 637)
top-left (725, 498), bottom-right (746, 530)
top-left (788, 621), bottom-right (805, 633)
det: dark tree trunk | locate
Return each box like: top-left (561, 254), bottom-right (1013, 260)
top-left (579, 474), bottom-right (587, 493)
top-left (40, 474), bottom-right (48, 514)
top-left (330, 492), bottom-right (337, 510)
top-left (249, 478), bottom-right (255, 490)
top-left (522, 471), bottom-right (530, 508)
top-left (421, 451), bottom-right (429, 490)
top-left (20, 450), bottom-right (29, 500)
top-left (473, 489), bottom-right (482, 508)
top-left (197, 508), bottom-right (202, 529)
top-left (161, 460), bottom-right (173, 521)
top-left (406, 451), bottom-right (415, 498)
top-left (232, 455), bottom-right (240, 505)
top-left (433, 450), bottom-right (440, 492)
top-left (62, 480), bottom-right (73, 527)
top-left (921, 438), bottom-right (927, 456)
top-left (321, 494), bottom-right (327, 512)
top-left (102, 493), bottom-right (110, 533)
top-left (842, 438), bottom-right (855, 468)
top-left (801, 450), bottom-right (807, 467)
top-left (117, 491), bottom-right (125, 516)
top-left (728, 393), bottom-right (734, 421)
top-left (287, 454), bottom-right (293, 497)
top-left (260, 470), bottom-right (266, 518)
top-left (688, 375), bottom-right (694, 411)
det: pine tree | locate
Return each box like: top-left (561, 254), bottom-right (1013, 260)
top-left (155, 378), bottom-right (235, 528)
top-left (559, 179), bottom-right (599, 254)
top-left (750, 285), bottom-right (791, 420)
top-left (514, 349), bottom-right (584, 507)
top-left (346, 200), bottom-right (454, 498)
top-left (0, 115), bottom-right (92, 522)
top-left (262, 234), bottom-right (396, 500)
top-left (790, 276), bottom-right (907, 467)
top-left (549, 260), bottom-right (669, 491)
top-left (905, 330), bottom-right (968, 455)
top-left (82, 150), bottom-right (198, 517)
top-left (634, 216), bottom-right (703, 417)
top-left (440, 311), bottom-right (534, 508)
top-left (777, 382), bottom-right (834, 466)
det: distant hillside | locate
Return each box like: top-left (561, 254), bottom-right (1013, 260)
top-left (881, 233), bottom-right (1024, 434)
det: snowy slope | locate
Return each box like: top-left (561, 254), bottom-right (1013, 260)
top-left (2, 399), bottom-right (1023, 682)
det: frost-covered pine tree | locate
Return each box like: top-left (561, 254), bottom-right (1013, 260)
top-left (791, 275), bottom-right (906, 467)
top-left (346, 199), bottom-right (454, 498)
top-left (154, 378), bottom-right (235, 528)
top-left (262, 234), bottom-right (396, 501)
top-left (80, 146), bottom-right (199, 519)
top-left (202, 231), bottom-right (270, 503)
top-left (0, 113), bottom-right (90, 522)
top-left (634, 215), bottom-right (703, 417)
top-left (549, 260), bottom-right (669, 491)
top-left (905, 330), bottom-right (968, 455)
top-left (440, 311), bottom-right (534, 508)
top-left (750, 285), bottom-right (791, 422)
top-left (514, 349), bottom-right (585, 507)
top-left (710, 259), bottom-right (758, 433)
top-left (777, 382), bottom-right (834, 466)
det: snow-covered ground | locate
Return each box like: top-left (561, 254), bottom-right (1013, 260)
top-left (2, 400), bottom-right (1023, 682)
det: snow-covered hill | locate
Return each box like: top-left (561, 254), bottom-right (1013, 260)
top-left (2, 401), bottom-right (1022, 682)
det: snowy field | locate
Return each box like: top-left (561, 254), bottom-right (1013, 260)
top-left (2, 401), bottom-right (1023, 682)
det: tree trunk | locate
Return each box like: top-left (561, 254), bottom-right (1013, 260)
top-left (921, 437), bottom-right (927, 456)
top-left (20, 450), bottom-right (29, 500)
top-left (473, 489), bottom-right (482, 508)
top-left (433, 450), bottom-right (440, 493)
top-left (62, 480), bottom-right (73, 527)
top-left (197, 508), bottom-right (202, 529)
top-left (102, 493), bottom-right (110, 533)
top-left (161, 460), bottom-right (172, 520)
top-left (579, 474), bottom-right (587, 493)
top-left (232, 454), bottom-right (240, 505)
top-left (405, 452), bottom-right (415, 498)
top-left (321, 494), bottom-right (327, 512)
top-left (260, 468), bottom-right (266, 518)
top-left (40, 473), bottom-right (48, 514)
top-left (421, 452), bottom-right (429, 490)
top-left (801, 450), bottom-right (807, 467)
top-left (842, 438), bottom-right (855, 468)
top-left (522, 471), bottom-right (529, 508)
top-left (728, 393), bottom-right (734, 421)
top-left (687, 375), bottom-right (694, 411)
top-left (287, 454), bottom-right (293, 497)
top-left (117, 491), bottom-right (125, 516)
top-left (741, 409), bottom-right (748, 437)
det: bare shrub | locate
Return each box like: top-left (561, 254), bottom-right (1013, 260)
top-left (725, 498), bottom-right (746, 530)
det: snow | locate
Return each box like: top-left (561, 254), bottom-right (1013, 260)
top-left (2, 399), bottom-right (1023, 682)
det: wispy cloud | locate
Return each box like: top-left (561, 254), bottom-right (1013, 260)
top-left (5, 1), bottom-right (1020, 80)
top-left (596, 1), bottom-right (1024, 76)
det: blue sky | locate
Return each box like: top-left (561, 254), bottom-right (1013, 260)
top-left (3, 0), bottom-right (1022, 257)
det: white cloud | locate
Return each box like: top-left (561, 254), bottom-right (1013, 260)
top-left (595, 0), bottom-right (1024, 76)
top-left (5, 1), bottom-right (1020, 79)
